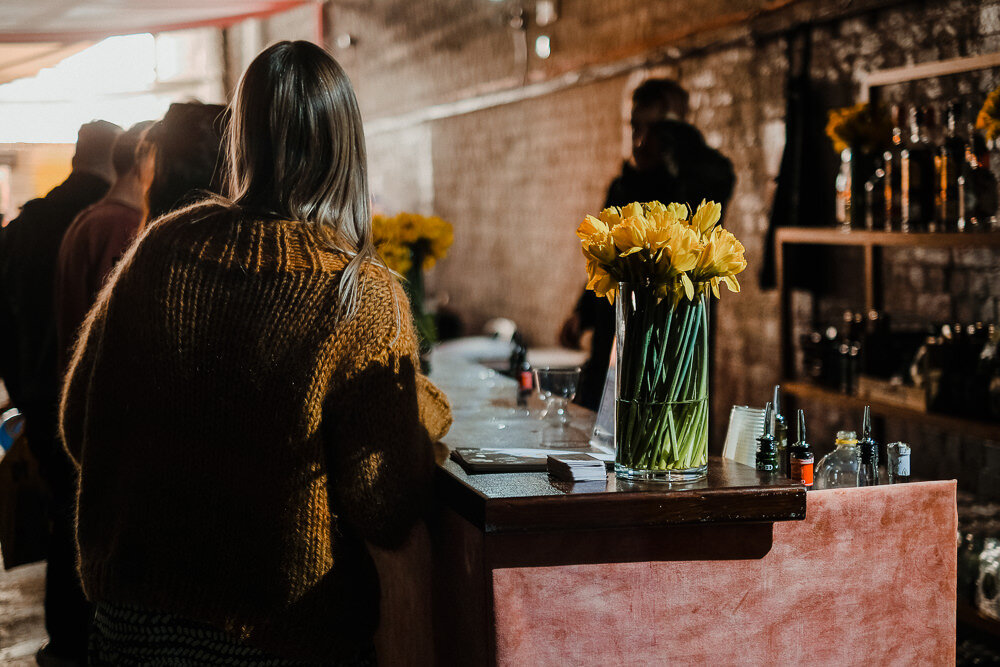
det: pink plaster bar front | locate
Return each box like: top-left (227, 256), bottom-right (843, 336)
top-left (492, 481), bottom-right (957, 666)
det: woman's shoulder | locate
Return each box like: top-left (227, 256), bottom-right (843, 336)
top-left (340, 263), bottom-right (416, 350)
top-left (143, 198), bottom-right (236, 239)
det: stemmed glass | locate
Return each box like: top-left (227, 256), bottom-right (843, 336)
top-left (534, 366), bottom-right (581, 429)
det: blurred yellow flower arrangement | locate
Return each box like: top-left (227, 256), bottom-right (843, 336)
top-left (372, 212), bottom-right (454, 274)
top-left (372, 212), bottom-right (454, 367)
top-left (825, 103), bottom-right (892, 154)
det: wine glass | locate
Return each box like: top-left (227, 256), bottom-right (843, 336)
top-left (534, 367), bottom-right (581, 427)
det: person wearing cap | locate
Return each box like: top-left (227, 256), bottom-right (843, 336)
top-left (0, 119), bottom-right (122, 666)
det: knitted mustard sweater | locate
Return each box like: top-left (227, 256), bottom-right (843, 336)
top-left (59, 201), bottom-right (452, 662)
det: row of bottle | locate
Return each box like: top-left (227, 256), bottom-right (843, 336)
top-left (755, 387), bottom-right (911, 488)
top-left (920, 321), bottom-right (1000, 420)
top-left (801, 313), bottom-right (1000, 421)
top-left (800, 310), bottom-right (899, 394)
top-left (838, 102), bottom-right (999, 233)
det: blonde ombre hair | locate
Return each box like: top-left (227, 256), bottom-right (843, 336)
top-left (226, 41), bottom-right (378, 321)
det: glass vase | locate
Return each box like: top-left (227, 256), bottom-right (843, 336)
top-left (614, 282), bottom-right (709, 482)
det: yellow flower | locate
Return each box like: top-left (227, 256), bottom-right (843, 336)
top-left (692, 226), bottom-right (747, 284)
top-left (577, 214), bottom-right (610, 239)
top-left (665, 223), bottom-right (702, 273)
top-left (598, 206), bottom-right (623, 228)
top-left (690, 200), bottom-right (722, 237)
top-left (621, 202), bottom-right (644, 219)
top-left (586, 260), bottom-right (617, 303)
top-left (610, 216), bottom-right (648, 257)
top-left (665, 202), bottom-right (689, 221)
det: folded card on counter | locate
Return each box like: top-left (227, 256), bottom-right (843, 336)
top-left (546, 453), bottom-right (608, 482)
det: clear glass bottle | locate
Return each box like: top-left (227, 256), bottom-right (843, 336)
top-left (814, 430), bottom-right (859, 489)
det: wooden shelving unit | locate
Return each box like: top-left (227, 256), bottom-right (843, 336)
top-left (775, 228), bottom-right (1000, 438)
top-left (782, 381), bottom-right (1000, 441)
top-left (775, 228), bottom-right (1000, 248)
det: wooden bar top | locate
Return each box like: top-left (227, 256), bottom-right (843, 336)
top-left (429, 346), bottom-right (807, 534)
top-left (437, 456), bottom-right (807, 534)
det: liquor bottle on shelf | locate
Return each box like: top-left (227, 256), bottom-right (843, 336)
top-left (865, 158), bottom-right (886, 231)
top-left (789, 409), bottom-right (814, 488)
top-left (772, 385), bottom-right (789, 476)
top-left (936, 101), bottom-right (967, 232)
top-left (835, 148), bottom-right (853, 232)
top-left (814, 430), bottom-right (860, 489)
top-left (857, 406), bottom-right (879, 486)
top-left (883, 104), bottom-right (906, 231)
top-left (901, 107), bottom-right (937, 233)
top-left (962, 118), bottom-right (1000, 231)
top-left (838, 341), bottom-right (860, 395)
top-left (756, 402), bottom-right (780, 474)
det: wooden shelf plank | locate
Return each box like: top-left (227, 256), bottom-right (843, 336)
top-left (776, 228), bottom-right (1000, 248)
top-left (957, 601), bottom-right (1000, 639)
top-left (782, 381), bottom-right (1000, 441)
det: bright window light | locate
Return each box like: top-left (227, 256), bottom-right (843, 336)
top-left (0, 33), bottom-right (216, 143)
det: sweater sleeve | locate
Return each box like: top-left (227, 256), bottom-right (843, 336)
top-left (58, 284), bottom-right (108, 464)
top-left (322, 280), bottom-right (452, 550)
top-left (58, 208), bottom-right (147, 462)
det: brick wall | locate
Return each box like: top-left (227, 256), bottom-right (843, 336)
top-left (246, 0), bottom-right (1000, 494)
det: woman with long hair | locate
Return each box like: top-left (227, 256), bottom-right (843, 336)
top-left (60, 41), bottom-right (451, 665)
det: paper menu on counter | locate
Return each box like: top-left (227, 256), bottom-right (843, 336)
top-left (450, 447), bottom-right (613, 474)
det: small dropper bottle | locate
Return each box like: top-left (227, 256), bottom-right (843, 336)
top-left (756, 402), bottom-right (780, 473)
top-left (772, 386), bottom-right (789, 475)
top-left (857, 406), bottom-right (879, 486)
top-left (789, 409), bottom-right (814, 488)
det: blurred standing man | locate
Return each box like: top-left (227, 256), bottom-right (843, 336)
top-left (0, 120), bottom-right (122, 666)
top-left (55, 121), bottom-right (154, 367)
top-left (562, 79), bottom-right (735, 410)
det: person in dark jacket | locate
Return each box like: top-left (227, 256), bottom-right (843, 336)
top-left (561, 79), bottom-right (735, 410)
top-left (0, 119), bottom-right (121, 666)
top-left (55, 121), bottom-right (154, 370)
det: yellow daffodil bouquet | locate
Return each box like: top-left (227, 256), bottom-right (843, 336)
top-left (977, 85), bottom-right (1000, 143)
top-left (372, 212), bottom-right (454, 362)
top-left (577, 200), bottom-right (746, 481)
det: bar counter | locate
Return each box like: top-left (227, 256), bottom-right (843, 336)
top-left (371, 347), bottom-right (957, 666)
